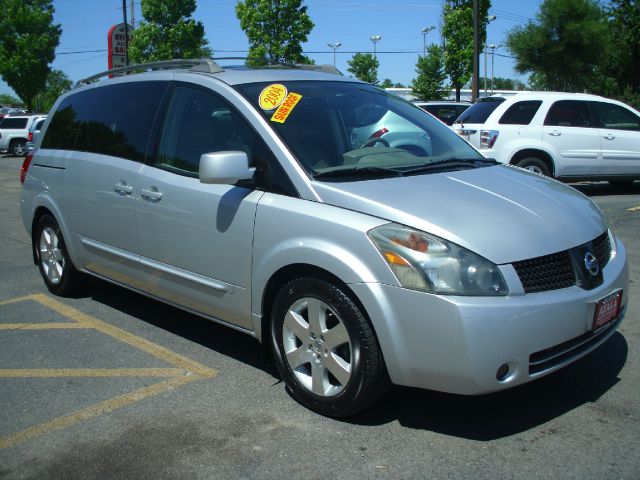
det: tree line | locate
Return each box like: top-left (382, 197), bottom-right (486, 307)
top-left (0, 0), bottom-right (638, 112)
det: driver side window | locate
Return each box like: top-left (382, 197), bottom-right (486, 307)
top-left (157, 86), bottom-right (246, 175)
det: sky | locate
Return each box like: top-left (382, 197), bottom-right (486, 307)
top-left (0, 0), bottom-right (542, 99)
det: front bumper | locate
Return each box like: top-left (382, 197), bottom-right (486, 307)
top-left (350, 238), bottom-right (628, 395)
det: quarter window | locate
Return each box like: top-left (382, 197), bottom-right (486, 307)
top-left (499, 100), bottom-right (542, 125)
top-left (544, 100), bottom-right (592, 128)
top-left (0, 117), bottom-right (28, 129)
top-left (592, 102), bottom-right (640, 131)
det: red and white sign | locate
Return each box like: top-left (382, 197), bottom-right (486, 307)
top-left (108, 23), bottom-right (134, 70)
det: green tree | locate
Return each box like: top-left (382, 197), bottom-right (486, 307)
top-left (506, 0), bottom-right (607, 92)
top-left (128, 0), bottom-right (210, 63)
top-left (236, 0), bottom-right (314, 66)
top-left (602, 0), bottom-right (640, 100)
top-left (0, 0), bottom-right (61, 111)
top-left (347, 53), bottom-right (379, 84)
top-left (442, 0), bottom-right (491, 101)
top-left (491, 77), bottom-right (514, 90)
top-left (36, 69), bottom-right (72, 113)
top-left (411, 44), bottom-right (448, 100)
top-left (0, 93), bottom-right (22, 107)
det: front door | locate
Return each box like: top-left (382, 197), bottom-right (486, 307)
top-left (136, 84), bottom-right (264, 329)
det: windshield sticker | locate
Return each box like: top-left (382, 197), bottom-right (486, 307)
top-left (270, 92), bottom-right (303, 123)
top-left (259, 83), bottom-right (288, 110)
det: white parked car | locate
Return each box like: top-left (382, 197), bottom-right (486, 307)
top-left (452, 92), bottom-right (640, 185)
top-left (0, 114), bottom-right (47, 156)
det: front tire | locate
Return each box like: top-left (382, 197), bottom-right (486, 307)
top-left (515, 156), bottom-right (551, 177)
top-left (35, 215), bottom-right (82, 296)
top-left (270, 277), bottom-right (389, 417)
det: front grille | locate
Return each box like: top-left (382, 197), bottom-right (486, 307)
top-left (529, 315), bottom-right (621, 375)
top-left (592, 231), bottom-right (611, 268)
top-left (513, 251), bottom-right (574, 293)
top-left (513, 232), bottom-right (612, 294)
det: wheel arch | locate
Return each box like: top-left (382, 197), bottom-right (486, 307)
top-left (509, 149), bottom-right (555, 176)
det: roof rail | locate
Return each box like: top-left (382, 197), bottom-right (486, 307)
top-left (264, 62), bottom-right (343, 76)
top-left (75, 58), bottom-right (223, 87)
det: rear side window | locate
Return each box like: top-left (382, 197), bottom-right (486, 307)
top-left (592, 101), bottom-right (640, 131)
top-left (544, 100), bottom-right (592, 128)
top-left (34, 119), bottom-right (46, 130)
top-left (456, 99), bottom-right (504, 124)
top-left (0, 117), bottom-right (28, 129)
top-left (499, 100), bottom-right (542, 125)
top-left (42, 81), bottom-right (168, 161)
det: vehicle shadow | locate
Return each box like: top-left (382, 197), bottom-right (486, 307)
top-left (83, 276), bottom-right (628, 440)
top-left (350, 331), bottom-right (627, 439)
top-left (570, 181), bottom-right (640, 197)
top-left (83, 276), bottom-right (278, 378)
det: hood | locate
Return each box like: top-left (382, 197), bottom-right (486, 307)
top-left (311, 165), bottom-right (606, 264)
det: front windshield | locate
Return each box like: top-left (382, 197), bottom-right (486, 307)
top-left (235, 81), bottom-right (484, 179)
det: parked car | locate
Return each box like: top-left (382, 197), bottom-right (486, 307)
top-left (413, 100), bottom-right (471, 125)
top-left (25, 116), bottom-right (47, 152)
top-left (0, 114), bottom-right (46, 156)
top-left (452, 92), bottom-right (640, 184)
top-left (20, 59), bottom-right (628, 417)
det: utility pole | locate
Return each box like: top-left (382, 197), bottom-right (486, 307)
top-left (471, 0), bottom-right (479, 102)
top-left (490, 44), bottom-right (496, 94)
top-left (130, 0), bottom-right (135, 28)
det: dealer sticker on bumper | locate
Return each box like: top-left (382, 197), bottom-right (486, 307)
top-left (592, 290), bottom-right (622, 330)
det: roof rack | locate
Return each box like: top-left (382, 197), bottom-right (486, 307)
top-left (264, 62), bottom-right (343, 76)
top-left (75, 58), bottom-right (224, 87)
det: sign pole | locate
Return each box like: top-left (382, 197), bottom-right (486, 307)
top-left (122, 0), bottom-right (129, 66)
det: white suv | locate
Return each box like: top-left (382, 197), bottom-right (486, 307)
top-left (453, 92), bottom-right (640, 184)
top-left (0, 115), bottom-right (46, 156)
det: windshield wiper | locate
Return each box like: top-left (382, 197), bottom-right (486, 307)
top-left (312, 166), bottom-right (403, 180)
top-left (402, 158), bottom-right (498, 175)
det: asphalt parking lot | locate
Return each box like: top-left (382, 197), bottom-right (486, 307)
top-left (1, 153), bottom-right (639, 479)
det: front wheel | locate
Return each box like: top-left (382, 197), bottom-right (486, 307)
top-left (35, 215), bottom-right (82, 296)
top-left (514, 157), bottom-right (551, 177)
top-left (270, 278), bottom-right (389, 417)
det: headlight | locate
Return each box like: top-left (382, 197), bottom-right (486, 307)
top-left (368, 224), bottom-right (508, 296)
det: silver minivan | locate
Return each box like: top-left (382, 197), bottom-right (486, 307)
top-left (20, 60), bottom-right (629, 417)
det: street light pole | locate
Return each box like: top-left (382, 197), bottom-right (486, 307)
top-left (490, 44), bottom-right (496, 94)
top-left (471, 0), bottom-right (479, 102)
top-left (421, 26), bottom-right (435, 56)
top-left (328, 42), bottom-right (341, 68)
top-left (484, 16), bottom-right (496, 97)
top-left (370, 35), bottom-right (381, 59)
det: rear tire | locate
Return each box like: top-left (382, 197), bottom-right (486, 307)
top-left (11, 140), bottom-right (27, 157)
top-left (514, 156), bottom-right (551, 177)
top-left (270, 277), bottom-right (389, 417)
top-left (34, 215), bottom-right (82, 296)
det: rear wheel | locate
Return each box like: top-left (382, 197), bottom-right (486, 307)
top-left (514, 156), bottom-right (551, 177)
top-left (11, 140), bottom-right (27, 157)
top-left (35, 215), bottom-right (82, 296)
top-left (270, 277), bottom-right (389, 417)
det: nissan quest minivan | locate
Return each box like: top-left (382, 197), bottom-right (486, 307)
top-left (20, 59), bottom-right (629, 417)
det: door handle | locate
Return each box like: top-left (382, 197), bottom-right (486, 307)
top-left (603, 134), bottom-right (615, 140)
top-left (548, 130), bottom-right (561, 137)
top-left (114, 181), bottom-right (133, 196)
top-left (140, 187), bottom-right (163, 202)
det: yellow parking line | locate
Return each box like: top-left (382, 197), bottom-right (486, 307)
top-left (0, 323), bottom-right (89, 330)
top-left (0, 294), bottom-right (218, 449)
top-left (0, 374), bottom-right (207, 449)
top-left (627, 205), bottom-right (640, 212)
top-left (0, 368), bottom-right (186, 378)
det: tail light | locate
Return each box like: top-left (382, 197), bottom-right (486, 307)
top-left (480, 130), bottom-right (499, 149)
top-left (20, 150), bottom-right (36, 184)
top-left (28, 132), bottom-right (33, 142)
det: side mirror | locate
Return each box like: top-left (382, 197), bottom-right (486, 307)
top-left (199, 151), bottom-right (255, 185)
